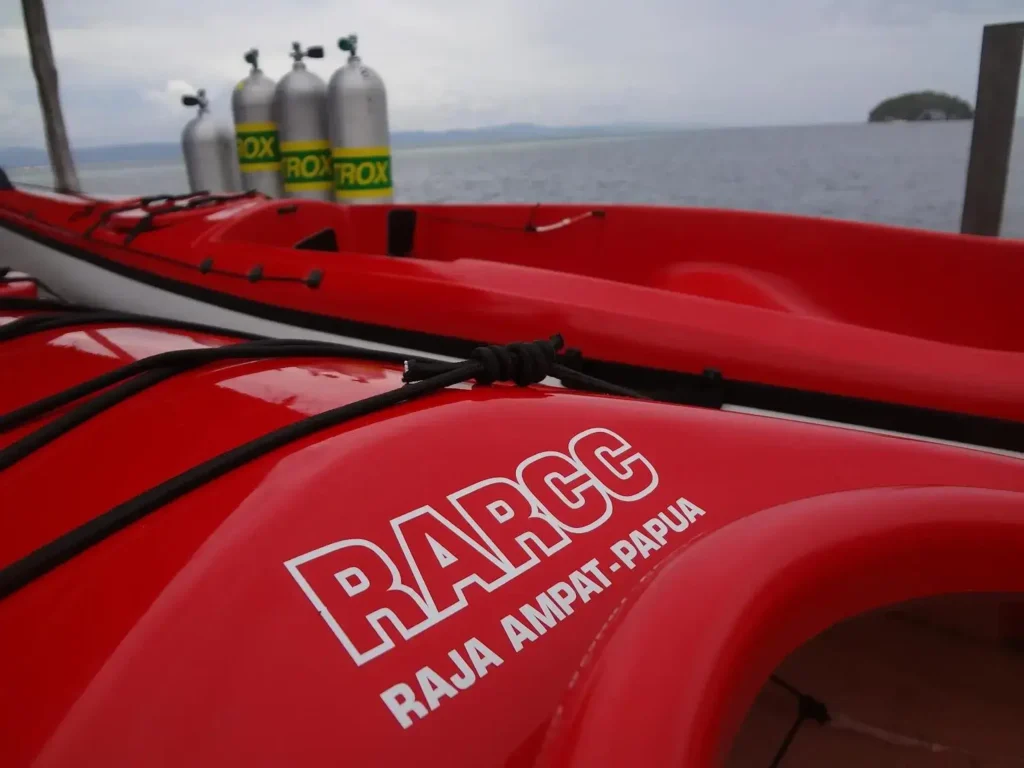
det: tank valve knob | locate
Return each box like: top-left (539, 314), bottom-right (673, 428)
top-left (243, 48), bottom-right (259, 70)
top-left (290, 42), bottom-right (323, 62)
top-left (338, 34), bottom-right (358, 58)
top-left (181, 89), bottom-right (207, 110)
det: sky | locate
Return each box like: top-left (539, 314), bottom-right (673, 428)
top-left (1, 0), bottom-right (1022, 148)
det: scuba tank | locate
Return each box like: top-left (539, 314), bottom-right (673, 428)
top-left (219, 131), bottom-right (244, 192)
top-left (273, 42), bottom-right (332, 200)
top-left (327, 34), bottom-right (394, 204)
top-left (181, 89), bottom-right (238, 194)
top-left (232, 48), bottom-right (282, 197)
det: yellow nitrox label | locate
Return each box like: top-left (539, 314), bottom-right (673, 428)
top-left (236, 122), bottom-right (281, 172)
top-left (281, 140), bottom-right (333, 191)
top-left (332, 146), bottom-right (393, 199)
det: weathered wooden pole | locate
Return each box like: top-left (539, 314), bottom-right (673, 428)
top-left (21, 0), bottom-right (80, 193)
top-left (960, 22), bottom-right (1023, 237)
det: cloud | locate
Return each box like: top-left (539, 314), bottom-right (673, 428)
top-left (0, 0), bottom-right (1021, 147)
top-left (822, 0), bottom-right (1024, 26)
top-left (142, 80), bottom-right (199, 114)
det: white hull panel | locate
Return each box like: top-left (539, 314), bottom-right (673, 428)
top-left (0, 226), bottom-right (456, 361)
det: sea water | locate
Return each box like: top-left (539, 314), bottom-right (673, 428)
top-left (10, 121), bottom-right (1024, 236)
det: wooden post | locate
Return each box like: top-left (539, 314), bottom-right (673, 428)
top-left (960, 22), bottom-right (1023, 236)
top-left (21, 0), bottom-right (80, 193)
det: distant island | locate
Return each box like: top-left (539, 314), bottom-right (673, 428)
top-left (868, 91), bottom-right (974, 123)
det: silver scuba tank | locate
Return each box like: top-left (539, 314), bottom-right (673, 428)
top-left (232, 48), bottom-right (282, 197)
top-left (327, 34), bottom-right (394, 204)
top-left (273, 42), bottom-right (332, 200)
top-left (181, 90), bottom-right (237, 194)
top-left (219, 130), bottom-right (244, 192)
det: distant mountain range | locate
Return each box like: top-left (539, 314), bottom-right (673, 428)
top-left (390, 122), bottom-right (686, 147)
top-left (0, 122), bottom-right (699, 169)
top-left (1, 142), bottom-right (179, 169)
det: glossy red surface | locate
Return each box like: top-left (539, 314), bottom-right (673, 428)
top-left (0, 277), bottom-right (36, 300)
top-left (2, 190), bottom-right (1023, 422)
top-left (0, 311), bottom-right (1022, 766)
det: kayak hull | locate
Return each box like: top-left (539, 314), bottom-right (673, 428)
top-left (0, 306), bottom-right (1022, 766)
top-left (2, 188), bottom-right (1023, 425)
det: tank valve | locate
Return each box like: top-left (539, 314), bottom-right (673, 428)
top-left (338, 34), bottom-right (358, 59)
top-left (181, 89), bottom-right (208, 111)
top-left (243, 48), bottom-right (259, 71)
top-left (290, 42), bottom-right (324, 62)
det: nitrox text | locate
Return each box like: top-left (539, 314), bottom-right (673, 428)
top-left (235, 122), bottom-right (281, 168)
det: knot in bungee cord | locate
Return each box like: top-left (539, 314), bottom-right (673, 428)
top-left (471, 335), bottom-right (563, 385)
top-left (403, 334), bottom-right (564, 387)
top-left (797, 691), bottom-right (830, 726)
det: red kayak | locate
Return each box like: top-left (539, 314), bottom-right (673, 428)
top-left (1, 302), bottom-right (1023, 766)
top-left (0, 269), bottom-right (38, 301)
top-left (2, 177), bottom-right (1023, 439)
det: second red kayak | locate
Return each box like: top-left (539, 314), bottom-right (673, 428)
top-left (2, 179), bottom-right (1022, 434)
